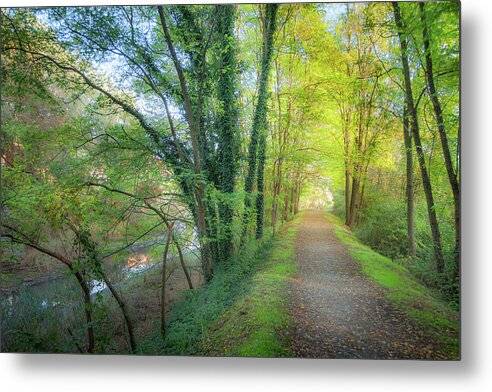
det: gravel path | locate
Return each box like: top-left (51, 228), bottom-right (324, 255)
top-left (289, 210), bottom-right (443, 359)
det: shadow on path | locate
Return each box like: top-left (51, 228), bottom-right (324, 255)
top-left (289, 210), bottom-right (444, 359)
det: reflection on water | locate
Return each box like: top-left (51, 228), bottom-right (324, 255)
top-left (124, 253), bottom-right (154, 275)
top-left (1, 232), bottom-right (199, 316)
top-left (1, 251), bottom-right (157, 312)
top-left (40, 299), bottom-right (61, 308)
top-left (89, 280), bottom-right (107, 295)
top-left (89, 254), bottom-right (155, 296)
top-left (127, 253), bottom-right (149, 268)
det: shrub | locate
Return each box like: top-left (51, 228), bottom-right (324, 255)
top-left (354, 198), bottom-right (408, 260)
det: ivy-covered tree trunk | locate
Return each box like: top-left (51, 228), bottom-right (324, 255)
top-left (255, 126), bottom-right (267, 239)
top-left (215, 4), bottom-right (239, 259)
top-left (393, 1), bottom-right (445, 273)
top-left (242, 3), bottom-right (279, 242)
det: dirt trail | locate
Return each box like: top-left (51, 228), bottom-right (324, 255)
top-left (289, 210), bottom-right (443, 359)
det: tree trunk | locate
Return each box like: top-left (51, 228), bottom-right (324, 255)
top-left (72, 226), bottom-right (137, 353)
top-left (72, 270), bottom-right (95, 353)
top-left (100, 269), bottom-right (136, 353)
top-left (255, 129), bottom-right (267, 239)
top-left (289, 185), bottom-right (295, 215)
top-left (344, 168), bottom-right (352, 224)
top-left (271, 161), bottom-right (280, 234)
top-left (216, 4), bottom-right (239, 261)
top-left (242, 3), bottom-right (279, 242)
top-left (343, 114), bottom-right (352, 225)
top-left (173, 235), bottom-right (193, 290)
top-left (295, 179), bottom-right (301, 214)
top-left (419, 2), bottom-right (460, 275)
top-left (393, 1), bottom-right (445, 273)
top-left (157, 6), bottom-right (213, 280)
top-left (347, 173), bottom-right (360, 228)
top-left (160, 225), bottom-right (174, 339)
top-left (403, 107), bottom-right (416, 257)
top-left (282, 190), bottom-right (289, 222)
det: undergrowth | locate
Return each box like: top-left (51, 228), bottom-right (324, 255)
top-left (138, 220), bottom-right (297, 356)
top-left (200, 221), bottom-right (298, 357)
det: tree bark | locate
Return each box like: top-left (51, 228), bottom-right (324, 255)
top-left (347, 172), bottom-right (360, 228)
top-left (173, 234), bottom-right (193, 290)
top-left (70, 268), bottom-right (95, 353)
top-left (403, 107), bottom-right (416, 257)
top-left (255, 128), bottom-right (267, 239)
top-left (216, 4), bottom-right (239, 261)
top-left (271, 159), bottom-right (282, 234)
top-left (160, 225), bottom-right (174, 339)
top-left (99, 269), bottom-right (136, 353)
top-left (70, 225), bottom-right (137, 354)
top-left (393, 1), bottom-right (445, 273)
top-left (343, 111), bottom-right (352, 225)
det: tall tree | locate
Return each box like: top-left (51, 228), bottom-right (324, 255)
top-left (4, 5), bottom-right (243, 280)
top-left (419, 2), bottom-right (460, 276)
top-left (215, 5), bottom-right (240, 258)
top-left (242, 3), bottom-right (279, 241)
top-left (157, 6), bottom-right (214, 280)
top-left (255, 4), bottom-right (279, 239)
top-left (392, 1), bottom-right (445, 273)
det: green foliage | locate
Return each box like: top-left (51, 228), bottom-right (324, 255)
top-left (353, 198), bottom-right (409, 260)
top-left (201, 221), bottom-right (298, 357)
top-left (138, 230), bottom-right (276, 355)
top-left (336, 190), bottom-right (459, 305)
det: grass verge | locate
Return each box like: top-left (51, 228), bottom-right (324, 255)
top-left (200, 221), bottom-right (298, 357)
top-left (137, 220), bottom-right (298, 356)
top-left (326, 213), bottom-right (460, 359)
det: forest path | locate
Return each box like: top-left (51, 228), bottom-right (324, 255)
top-left (289, 210), bottom-right (441, 359)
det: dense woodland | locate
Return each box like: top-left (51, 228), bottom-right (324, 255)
top-left (0, 2), bottom-right (459, 355)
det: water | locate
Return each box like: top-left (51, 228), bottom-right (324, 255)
top-left (88, 260), bottom-right (159, 296)
top-left (89, 280), bottom-right (108, 296)
top-left (1, 232), bottom-right (199, 314)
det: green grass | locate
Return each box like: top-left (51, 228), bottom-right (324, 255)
top-left (137, 220), bottom-right (298, 356)
top-left (199, 221), bottom-right (299, 357)
top-left (326, 213), bottom-right (460, 359)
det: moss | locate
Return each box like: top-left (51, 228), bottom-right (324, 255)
top-left (326, 213), bottom-right (460, 359)
top-left (200, 220), bottom-right (299, 357)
